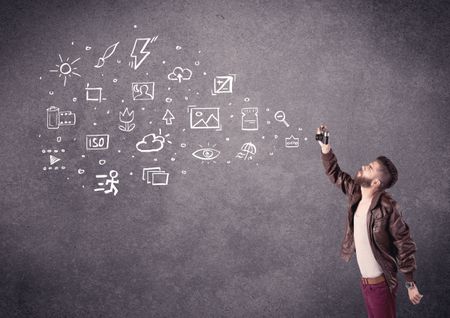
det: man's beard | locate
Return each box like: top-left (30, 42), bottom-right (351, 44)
top-left (354, 172), bottom-right (373, 188)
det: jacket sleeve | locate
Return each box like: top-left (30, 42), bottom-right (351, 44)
top-left (389, 203), bottom-right (417, 282)
top-left (321, 149), bottom-right (356, 196)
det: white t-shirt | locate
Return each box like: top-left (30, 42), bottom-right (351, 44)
top-left (353, 201), bottom-right (383, 278)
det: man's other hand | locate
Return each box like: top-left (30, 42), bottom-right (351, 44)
top-left (408, 285), bottom-right (424, 305)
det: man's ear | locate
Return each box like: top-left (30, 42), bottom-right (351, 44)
top-left (372, 178), bottom-right (382, 188)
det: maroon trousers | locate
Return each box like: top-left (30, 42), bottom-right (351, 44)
top-left (360, 279), bottom-right (398, 318)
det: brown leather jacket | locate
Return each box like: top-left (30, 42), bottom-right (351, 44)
top-left (322, 149), bottom-right (417, 291)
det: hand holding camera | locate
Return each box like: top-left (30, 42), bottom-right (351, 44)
top-left (316, 124), bottom-right (331, 154)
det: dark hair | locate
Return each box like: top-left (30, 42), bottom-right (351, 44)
top-left (376, 156), bottom-right (398, 189)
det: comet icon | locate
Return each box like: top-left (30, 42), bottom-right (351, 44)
top-left (129, 36), bottom-right (158, 70)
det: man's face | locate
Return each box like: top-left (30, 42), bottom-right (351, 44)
top-left (355, 160), bottom-right (383, 188)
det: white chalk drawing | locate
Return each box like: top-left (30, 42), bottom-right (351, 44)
top-left (236, 142), bottom-right (256, 161)
top-left (86, 134), bottom-right (110, 150)
top-left (49, 54), bottom-right (81, 87)
top-left (168, 67), bottom-right (192, 83)
top-left (94, 170), bottom-right (119, 195)
top-left (285, 135), bottom-right (300, 148)
top-left (212, 74), bottom-right (236, 95)
top-left (188, 106), bottom-right (220, 130)
top-left (132, 82), bottom-right (155, 100)
top-left (162, 109), bottom-right (175, 125)
top-left (241, 107), bottom-right (259, 131)
top-left (142, 167), bottom-right (169, 185)
top-left (136, 129), bottom-right (171, 153)
top-left (119, 107), bottom-right (135, 132)
top-left (129, 36), bottom-right (158, 70)
top-left (47, 106), bottom-right (76, 129)
top-left (42, 148), bottom-right (66, 171)
top-left (94, 41), bottom-right (120, 68)
top-left (49, 154), bottom-right (61, 165)
top-left (192, 143), bottom-right (220, 163)
top-left (274, 110), bottom-right (290, 127)
top-left (86, 83), bottom-right (106, 103)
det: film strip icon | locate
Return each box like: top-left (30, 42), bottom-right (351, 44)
top-left (42, 148), bottom-right (66, 171)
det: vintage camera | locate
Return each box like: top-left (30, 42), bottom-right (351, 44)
top-left (315, 127), bottom-right (329, 145)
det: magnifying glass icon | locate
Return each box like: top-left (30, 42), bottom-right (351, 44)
top-left (274, 111), bottom-right (290, 127)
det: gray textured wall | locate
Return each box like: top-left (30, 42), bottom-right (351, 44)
top-left (1, 0), bottom-right (449, 317)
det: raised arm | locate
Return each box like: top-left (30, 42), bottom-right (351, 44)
top-left (317, 124), bottom-right (356, 196)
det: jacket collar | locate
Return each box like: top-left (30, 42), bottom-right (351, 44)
top-left (352, 186), bottom-right (385, 213)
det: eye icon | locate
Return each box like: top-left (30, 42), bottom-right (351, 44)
top-left (192, 147), bottom-right (220, 161)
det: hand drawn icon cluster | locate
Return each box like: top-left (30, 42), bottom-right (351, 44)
top-left (45, 37), bottom-right (264, 196)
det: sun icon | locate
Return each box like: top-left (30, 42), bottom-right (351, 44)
top-left (49, 54), bottom-right (81, 87)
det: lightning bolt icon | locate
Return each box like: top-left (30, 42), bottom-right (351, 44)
top-left (129, 36), bottom-right (158, 70)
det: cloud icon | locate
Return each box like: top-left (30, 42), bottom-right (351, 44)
top-left (136, 133), bottom-right (165, 153)
top-left (168, 67), bottom-right (192, 83)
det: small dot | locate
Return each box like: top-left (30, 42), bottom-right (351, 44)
top-left (162, 61), bottom-right (166, 64)
top-left (73, 138), bottom-right (77, 141)
top-left (130, 172), bottom-right (133, 175)
top-left (39, 76), bottom-right (42, 80)
top-left (43, 167), bottom-right (47, 170)
top-left (118, 150), bottom-right (121, 153)
top-left (61, 149), bottom-right (65, 152)
top-left (182, 128), bottom-right (186, 132)
top-left (141, 107), bottom-right (145, 110)
top-left (133, 25), bottom-right (137, 28)
top-left (131, 155), bottom-right (135, 158)
top-left (41, 149), bottom-right (46, 153)
top-left (176, 46), bottom-right (182, 50)
top-left (71, 42), bottom-right (74, 45)
top-left (225, 137), bottom-right (230, 141)
top-left (153, 158), bottom-right (158, 162)
top-left (196, 92), bottom-right (199, 95)
top-left (203, 72), bottom-right (207, 75)
top-left (81, 155), bottom-right (85, 158)
top-left (274, 135), bottom-right (278, 139)
top-left (149, 121), bottom-right (152, 125)
top-left (198, 50), bottom-right (201, 53)
top-left (94, 107), bottom-right (97, 110)
top-left (184, 96), bottom-right (188, 100)
top-left (269, 152), bottom-right (274, 156)
top-left (67, 177), bottom-right (70, 180)
top-left (262, 136), bottom-right (265, 139)
top-left (168, 87), bottom-right (171, 91)
top-left (82, 185), bottom-right (85, 188)
top-left (298, 128), bottom-right (303, 131)
top-left (266, 108), bottom-right (270, 112)
top-left (226, 161), bottom-right (231, 164)
top-left (117, 60), bottom-right (121, 64)
top-left (230, 115), bottom-right (234, 118)
top-left (267, 121), bottom-right (271, 125)
top-left (182, 170), bottom-right (187, 174)
top-left (304, 137), bottom-right (308, 141)
top-left (93, 122), bottom-right (97, 126)
top-left (171, 158), bottom-right (175, 161)
top-left (113, 79), bottom-right (118, 83)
